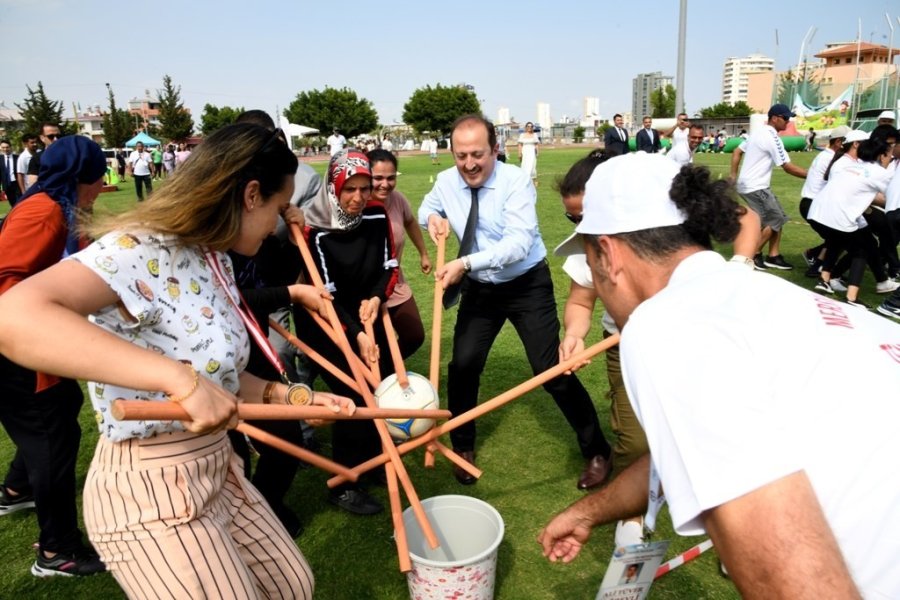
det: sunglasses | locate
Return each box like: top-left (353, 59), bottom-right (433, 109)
top-left (565, 212), bottom-right (582, 224)
top-left (44, 133), bottom-right (60, 141)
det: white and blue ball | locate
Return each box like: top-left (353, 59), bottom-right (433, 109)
top-left (374, 372), bottom-right (439, 442)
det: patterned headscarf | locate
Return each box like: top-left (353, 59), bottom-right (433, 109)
top-left (304, 150), bottom-right (372, 231)
top-left (19, 136), bottom-right (107, 254)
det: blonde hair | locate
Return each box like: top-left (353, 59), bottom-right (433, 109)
top-left (91, 123), bottom-right (297, 251)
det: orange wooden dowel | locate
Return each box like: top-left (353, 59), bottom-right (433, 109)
top-left (110, 400), bottom-right (451, 423)
top-left (306, 307), bottom-right (379, 390)
top-left (236, 422), bottom-right (358, 482)
top-left (431, 440), bottom-right (481, 479)
top-left (380, 307), bottom-right (409, 389)
top-left (268, 318), bottom-right (361, 393)
top-left (429, 221), bottom-right (449, 389)
top-left (424, 443), bottom-right (437, 468)
top-left (385, 462), bottom-right (412, 573)
top-left (363, 317), bottom-right (381, 382)
top-left (327, 333), bottom-right (620, 488)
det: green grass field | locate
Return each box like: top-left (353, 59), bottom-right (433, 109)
top-left (0, 147), bottom-right (855, 598)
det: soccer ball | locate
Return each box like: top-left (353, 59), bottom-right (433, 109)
top-left (374, 372), bottom-right (439, 442)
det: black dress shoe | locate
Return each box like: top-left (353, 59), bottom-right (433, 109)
top-left (578, 454), bottom-right (613, 490)
top-left (454, 450), bottom-right (477, 485)
top-left (327, 487), bottom-right (384, 515)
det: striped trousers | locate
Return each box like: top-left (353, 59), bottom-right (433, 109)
top-left (84, 431), bottom-right (314, 599)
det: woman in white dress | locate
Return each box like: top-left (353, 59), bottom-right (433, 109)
top-left (518, 121), bottom-right (540, 185)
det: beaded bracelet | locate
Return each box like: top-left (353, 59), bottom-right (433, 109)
top-left (167, 365), bottom-right (200, 403)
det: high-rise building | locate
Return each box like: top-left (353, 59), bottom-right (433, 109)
top-left (497, 106), bottom-right (510, 124)
top-left (584, 96), bottom-right (600, 118)
top-left (537, 102), bottom-right (551, 130)
top-left (722, 54), bottom-right (774, 104)
top-left (632, 72), bottom-right (673, 121)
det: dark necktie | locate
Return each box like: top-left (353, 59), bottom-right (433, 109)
top-left (443, 186), bottom-right (479, 309)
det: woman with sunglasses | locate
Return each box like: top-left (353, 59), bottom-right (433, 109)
top-left (367, 149), bottom-right (431, 358)
top-left (0, 123), bottom-right (355, 598)
top-left (517, 121), bottom-right (540, 186)
top-left (296, 150), bottom-right (399, 516)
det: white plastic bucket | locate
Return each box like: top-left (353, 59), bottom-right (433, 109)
top-left (402, 495), bottom-right (505, 600)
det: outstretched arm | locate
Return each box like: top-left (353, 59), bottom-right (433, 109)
top-left (539, 454), bottom-right (650, 563)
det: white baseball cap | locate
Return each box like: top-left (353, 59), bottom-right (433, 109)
top-left (844, 130), bottom-right (869, 143)
top-left (828, 125), bottom-right (850, 140)
top-left (878, 110), bottom-right (896, 121)
top-left (555, 152), bottom-right (684, 257)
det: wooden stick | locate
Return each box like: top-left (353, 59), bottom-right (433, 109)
top-left (429, 220), bottom-right (449, 389)
top-left (236, 423), bottom-right (358, 482)
top-left (111, 400), bottom-right (451, 423)
top-left (291, 223), bottom-right (440, 550)
top-left (328, 333), bottom-right (620, 488)
top-left (268, 318), bottom-right (361, 393)
top-left (430, 440), bottom-right (481, 480)
top-left (380, 307), bottom-right (409, 389)
top-left (424, 443), bottom-right (436, 468)
top-left (363, 317), bottom-right (381, 382)
top-left (385, 462), bottom-right (412, 572)
top-left (306, 307), bottom-right (379, 390)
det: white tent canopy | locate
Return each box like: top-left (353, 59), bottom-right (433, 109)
top-left (278, 116), bottom-right (319, 150)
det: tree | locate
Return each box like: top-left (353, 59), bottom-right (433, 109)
top-left (697, 101), bottom-right (753, 118)
top-left (156, 75), bottom-right (194, 142)
top-left (101, 84), bottom-right (135, 148)
top-left (402, 84), bottom-right (481, 136)
top-left (650, 84), bottom-right (678, 118)
top-left (284, 87), bottom-right (378, 138)
top-left (15, 81), bottom-right (73, 135)
top-left (775, 68), bottom-right (821, 108)
top-left (199, 104), bottom-right (245, 135)
top-left (573, 126), bottom-right (586, 143)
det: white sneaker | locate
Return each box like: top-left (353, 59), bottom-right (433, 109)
top-left (876, 279), bottom-right (900, 294)
top-left (830, 278), bottom-right (848, 293)
top-left (614, 518), bottom-right (644, 547)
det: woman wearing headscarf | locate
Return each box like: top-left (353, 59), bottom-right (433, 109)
top-left (0, 136), bottom-right (107, 577)
top-left (296, 149), bottom-right (398, 516)
top-left (0, 124), bottom-right (355, 598)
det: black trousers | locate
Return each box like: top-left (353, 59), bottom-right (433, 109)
top-left (0, 357), bottom-right (84, 553)
top-left (133, 174), bottom-right (152, 201)
top-left (447, 262), bottom-right (610, 459)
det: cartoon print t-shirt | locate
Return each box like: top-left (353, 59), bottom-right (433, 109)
top-left (69, 231), bottom-right (250, 441)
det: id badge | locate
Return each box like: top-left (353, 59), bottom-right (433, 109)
top-left (595, 540), bottom-right (670, 600)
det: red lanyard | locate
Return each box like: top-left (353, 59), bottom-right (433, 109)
top-left (205, 250), bottom-right (290, 383)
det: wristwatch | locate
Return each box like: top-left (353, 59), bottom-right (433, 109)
top-left (285, 383), bottom-right (313, 406)
top-left (462, 255), bottom-right (472, 272)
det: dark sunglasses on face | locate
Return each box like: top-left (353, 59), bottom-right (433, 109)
top-left (565, 212), bottom-right (582, 224)
top-left (44, 133), bottom-right (60, 141)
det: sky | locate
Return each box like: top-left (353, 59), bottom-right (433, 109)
top-left (1, 0), bottom-right (897, 130)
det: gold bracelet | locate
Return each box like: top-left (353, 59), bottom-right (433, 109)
top-left (262, 381), bottom-right (278, 405)
top-left (167, 364), bottom-right (199, 404)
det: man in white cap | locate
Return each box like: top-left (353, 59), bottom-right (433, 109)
top-left (877, 110), bottom-right (896, 127)
top-left (729, 103), bottom-right (807, 271)
top-left (539, 152), bottom-right (900, 598)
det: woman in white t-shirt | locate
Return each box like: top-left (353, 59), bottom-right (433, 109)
top-left (808, 138), bottom-right (897, 306)
top-left (0, 123), bottom-right (354, 598)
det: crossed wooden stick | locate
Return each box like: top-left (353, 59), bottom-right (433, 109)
top-left (113, 219), bottom-right (620, 572)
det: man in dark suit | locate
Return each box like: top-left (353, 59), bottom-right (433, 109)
top-left (635, 116), bottom-right (661, 153)
top-left (603, 114), bottom-right (629, 156)
top-left (0, 139), bottom-right (20, 205)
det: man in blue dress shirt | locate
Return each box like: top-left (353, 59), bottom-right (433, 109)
top-left (418, 114), bottom-right (613, 489)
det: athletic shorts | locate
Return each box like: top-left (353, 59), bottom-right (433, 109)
top-left (740, 188), bottom-right (788, 231)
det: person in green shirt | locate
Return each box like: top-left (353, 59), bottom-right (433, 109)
top-left (151, 146), bottom-right (163, 180)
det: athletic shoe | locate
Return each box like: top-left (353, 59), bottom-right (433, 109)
top-left (31, 547), bottom-right (106, 577)
top-left (814, 278), bottom-right (834, 294)
top-left (800, 248), bottom-right (816, 266)
top-left (614, 519), bottom-right (644, 547)
top-left (875, 279), bottom-right (900, 294)
top-left (0, 486), bottom-right (35, 515)
top-left (876, 302), bottom-right (900, 320)
top-left (753, 254), bottom-right (768, 271)
top-left (327, 487), bottom-right (383, 515)
top-left (844, 298), bottom-right (871, 310)
top-left (830, 278), bottom-right (848, 293)
top-left (804, 263), bottom-right (822, 278)
top-left (763, 255), bottom-right (794, 270)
